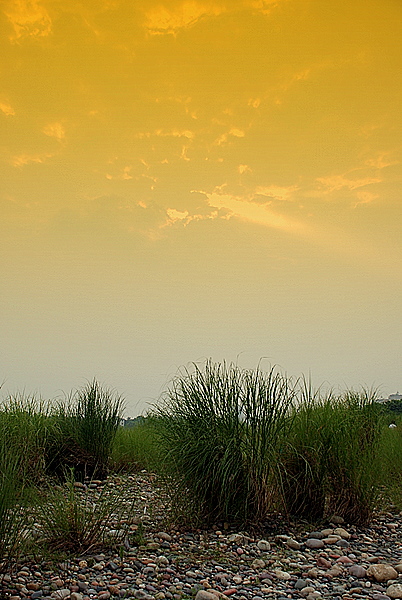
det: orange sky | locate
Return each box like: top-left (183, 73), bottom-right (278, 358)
top-left (1, 0), bottom-right (401, 413)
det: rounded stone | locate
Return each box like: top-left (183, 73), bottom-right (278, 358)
top-left (251, 559), bottom-right (266, 570)
top-left (294, 579), bottom-right (308, 590)
top-left (333, 528), bottom-right (351, 540)
top-left (274, 569), bottom-right (291, 581)
top-left (256, 540), bottom-right (270, 552)
top-left (306, 538), bottom-right (325, 549)
top-left (367, 564), bottom-right (398, 583)
top-left (286, 539), bottom-right (301, 550)
top-left (349, 565), bottom-right (367, 578)
top-left (386, 583), bottom-right (402, 599)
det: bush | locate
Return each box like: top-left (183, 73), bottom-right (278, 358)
top-left (111, 417), bottom-right (160, 473)
top-left (0, 395), bottom-right (57, 485)
top-left (36, 471), bottom-right (134, 554)
top-left (48, 381), bottom-right (125, 481)
top-left (152, 360), bottom-right (295, 526)
top-left (0, 424), bottom-right (30, 567)
top-left (281, 388), bottom-right (383, 524)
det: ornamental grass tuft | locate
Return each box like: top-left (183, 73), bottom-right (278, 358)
top-left (152, 360), bottom-right (295, 526)
top-left (48, 380), bottom-right (125, 481)
top-left (36, 470), bottom-right (133, 554)
top-left (281, 386), bottom-right (383, 524)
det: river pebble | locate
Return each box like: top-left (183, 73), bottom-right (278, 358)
top-left (3, 473), bottom-right (402, 600)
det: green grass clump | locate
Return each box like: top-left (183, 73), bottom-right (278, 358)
top-left (0, 435), bottom-right (29, 567)
top-left (376, 414), bottom-right (402, 509)
top-left (111, 417), bottom-right (160, 473)
top-left (36, 471), bottom-right (133, 554)
top-left (0, 395), bottom-right (58, 485)
top-left (49, 381), bottom-right (125, 481)
top-left (281, 387), bottom-right (383, 524)
top-left (152, 360), bottom-right (295, 526)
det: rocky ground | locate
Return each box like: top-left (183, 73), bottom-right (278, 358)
top-left (3, 472), bottom-right (402, 600)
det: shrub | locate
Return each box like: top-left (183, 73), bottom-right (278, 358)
top-left (281, 387), bottom-right (383, 524)
top-left (111, 417), bottom-right (160, 473)
top-left (36, 471), bottom-right (134, 554)
top-left (0, 395), bottom-right (57, 485)
top-left (376, 415), bottom-right (402, 509)
top-left (48, 381), bottom-right (125, 481)
top-left (152, 360), bottom-right (295, 526)
top-left (0, 426), bottom-right (30, 567)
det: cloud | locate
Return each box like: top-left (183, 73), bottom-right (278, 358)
top-left (273, 68), bottom-right (312, 105)
top-left (10, 152), bottom-right (54, 167)
top-left (364, 153), bottom-right (399, 170)
top-left (43, 122), bottom-right (66, 142)
top-left (166, 208), bottom-right (190, 222)
top-left (247, 0), bottom-right (286, 16)
top-left (143, 1), bottom-right (226, 35)
top-left (105, 165), bottom-right (133, 180)
top-left (353, 191), bottom-right (379, 208)
top-left (203, 190), bottom-right (306, 234)
top-left (142, 0), bottom-right (285, 35)
top-left (255, 185), bottom-right (298, 202)
top-left (155, 129), bottom-right (195, 139)
top-left (4, 0), bottom-right (52, 41)
top-left (316, 173), bottom-right (382, 194)
top-left (0, 102), bottom-right (16, 116)
top-left (229, 127), bottom-right (245, 137)
top-left (248, 98), bottom-right (261, 108)
top-left (163, 206), bottom-right (221, 228)
top-left (135, 129), bottom-right (195, 140)
top-left (238, 164), bottom-right (252, 174)
top-left (215, 127), bottom-right (246, 146)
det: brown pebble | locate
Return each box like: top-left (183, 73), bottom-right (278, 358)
top-left (317, 557), bottom-right (332, 569)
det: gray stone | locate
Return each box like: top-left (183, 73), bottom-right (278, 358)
top-left (329, 516), bottom-right (345, 525)
top-left (227, 534), bottom-right (244, 544)
top-left (251, 559), bottom-right (266, 569)
top-left (367, 564), bottom-right (398, 583)
top-left (333, 528), bottom-right (351, 540)
top-left (274, 569), bottom-right (291, 581)
top-left (386, 583), bottom-right (402, 599)
top-left (294, 579), bottom-right (308, 590)
top-left (286, 538), bottom-right (301, 550)
top-left (256, 540), bottom-right (270, 552)
top-left (308, 532), bottom-right (324, 539)
top-left (300, 586), bottom-right (316, 597)
top-left (306, 538), bottom-right (325, 549)
top-left (349, 565), bottom-right (367, 578)
top-left (51, 590), bottom-right (70, 600)
top-left (195, 592), bottom-right (219, 600)
top-left (134, 591), bottom-right (149, 600)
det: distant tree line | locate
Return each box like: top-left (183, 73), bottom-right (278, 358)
top-left (121, 415), bottom-right (145, 427)
top-left (383, 399), bottom-right (402, 414)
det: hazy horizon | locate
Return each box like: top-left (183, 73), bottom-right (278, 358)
top-left (1, 0), bottom-right (401, 416)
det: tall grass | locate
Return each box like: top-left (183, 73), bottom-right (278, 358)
top-left (153, 360), bottom-right (295, 525)
top-left (50, 381), bottom-right (125, 480)
top-left (376, 414), bottom-right (402, 509)
top-left (281, 387), bottom-right (383, 524)
top-left (0, 422), bottom-right (30, 567)
top-left (0, 395), bottom-right (57, 485)
top-left (36, 471), bottom-right (134, 554)
top-left (111, 417), bottom-right (160, 473)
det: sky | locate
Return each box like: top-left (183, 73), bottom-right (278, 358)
top-left (1, 0), bottom-right (401, 415)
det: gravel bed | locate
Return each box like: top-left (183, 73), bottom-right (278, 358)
top-left (3, 472), bottom-right (402, 600)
